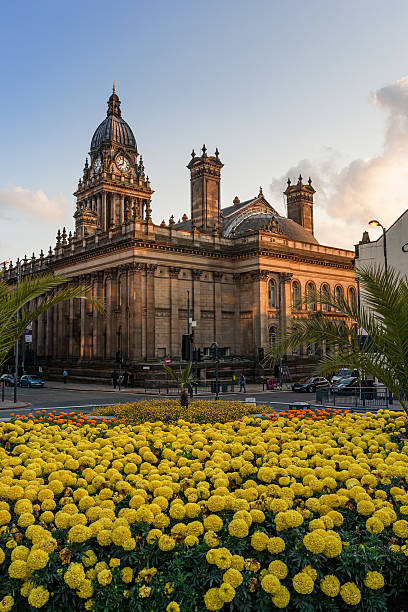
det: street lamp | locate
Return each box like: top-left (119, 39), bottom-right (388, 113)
top-left (278, 273), bottom-right (293, 389)
top-left (368, 220), bottom-right (387, 272)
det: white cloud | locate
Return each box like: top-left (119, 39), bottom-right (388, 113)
top-left (270, 76), bottom-right (408, 249)
top-left (0, 185), bottom-right (66, 220)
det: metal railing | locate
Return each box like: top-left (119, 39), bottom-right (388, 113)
top-left (315, 386), bottom-right (392, 409)
top-left (136, 379), bottom-right (236, 395)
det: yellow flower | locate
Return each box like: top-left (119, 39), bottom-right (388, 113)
top-left (121, 567), bottom-right (133, 583)
top-left (228, 518), bottom-right (249, 538)
top-left (28, 586), bottom-right (49, 609)
top-left (267, 560), bottom-right (288, 579)
top-left (0, 596), bottom-right (14, 612)
top-left (393, 520), bottom-right (408, 538)
top-left (64, 562), bottom-right (86, 589)
top-left (27, 549), bottom-right (49, 570)
top-left (8, 560), bottom-right (30, 580)
top-left (158, 534), bottom-right (176, 551)
top-left (77, 579), bottom-right (94, 599)
top-left (166, 603), bottom-right (180, 612)
top-left (109, 558), bottom-right (121, 568)
top-left (292, 572), bottom-right (314, 595)
top-left (218, 582), bottom-right (235, 603)
top-left (272, 585), bottom-right (291, 608)
top-left (320, 575), bottom-right (340, 597)
top-left (261, 574), bottom-right (281, 594)
top-left (364, 571), bottom-right (385, 590)
top-left (267, 536), bottom-right (285, 554)
top-left (97, 569), bottom-right (112, 586)
top-left (223, 568), bottom-right (243, 587)
top-left (251, 531), bottom-right (269, 551)
top-left (204, 587), bottom-right (224, 611)
top-left (340, 582), bottom-right (361, 606)
top-left (139, 585), bottom-right (151, 598)
top-left (303, 531), bottom-right (325, 554)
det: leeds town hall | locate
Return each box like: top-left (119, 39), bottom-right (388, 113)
top-left (4, 88), bottom-right (356, 375)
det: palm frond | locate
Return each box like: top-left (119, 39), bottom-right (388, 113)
top-left (0, 273), bottom-right (105, 367)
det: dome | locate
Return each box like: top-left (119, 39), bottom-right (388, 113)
top-left (90, 86), bottom-right (137, 152)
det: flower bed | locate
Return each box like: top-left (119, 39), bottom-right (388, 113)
top-left (92, 398), bottom-right (256, 424)
top-left (91, 398), bottom-right (342, 424)
top-left (0, 409), bottom-right (407, 610)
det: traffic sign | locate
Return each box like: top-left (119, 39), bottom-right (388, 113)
top-left (165, 357), bottom-right (171, 364)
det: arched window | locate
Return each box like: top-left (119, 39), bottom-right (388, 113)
top-left (321, 284), bottom-right (330, 312)
top-left (269, 326), bottom-right (277, 348)
top-left (348, 287), bottom-right (357, 310)
top-left (292, 281), bottom-right (301, 309)
top-left (335, 286), bottom-right (344, 309)
top-left (268, 279), bottom-right (277, 308)
top-left (306, 282), bottom-right (316, 311)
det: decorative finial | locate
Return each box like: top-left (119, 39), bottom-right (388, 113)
top-left (233, 196), bottom-right (240, 206)
top-left (258, 186), bottom-right (263, 197)
top-left (40, 249), bottom-right (44, 259)
top-left (202, 144), bottom-right (207, 157)
top-left (298, 174), bottom-right (303, 184)
top-left (48, 246), bottom-right (52, 257)
top-left (191, 149), bottom-right (196, 158)
top-left (287, 178), bottom-right (291, 186)
top-left (113, 81), bottom-right (116, 95)
top-left (215, 147), bottom-right (219, 159)
top-left (308, 177), bottom-right (312, 186)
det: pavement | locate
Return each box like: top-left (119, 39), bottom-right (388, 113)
top-left (0, 381), bottom-right (402, 420)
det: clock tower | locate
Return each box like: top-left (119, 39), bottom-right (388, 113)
top-left (74, 85), bottom-right (153, 238)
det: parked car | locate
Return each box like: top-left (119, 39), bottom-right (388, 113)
top-left (330, 369), bottom-right (359, 384)
top-left (19, 375), bottom-right (45, 388)
top-left (332, 376), bottom-right (359, 395)
top-left (0, 374), bottom-right (18, 387)
top-left (292, 377), bottom-right (329, 393)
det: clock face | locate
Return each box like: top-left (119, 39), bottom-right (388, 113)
top-left (94, 157), bottom-right (102, 173)
top-left (116, 155), bottom-right (130, 172)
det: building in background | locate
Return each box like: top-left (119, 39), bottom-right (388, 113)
top-left (355, 210), bottom-right (408, 276)
top-left (3, 88), bottom-right (356, 379)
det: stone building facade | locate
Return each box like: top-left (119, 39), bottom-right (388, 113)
top-left (4, 88), bottom-right (357, 368)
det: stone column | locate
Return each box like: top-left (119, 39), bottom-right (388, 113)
top-left (192, 269), bottom-right (202, 349)
top-left (120, 195), bottom-right (125, 225)
top-left (130, 263), bottom-right (143, 359)
top-left (252, 270), bottom-right (270, 356)
top-left (105, 272), bottom-right (112, 358)
top-left (169, 267), bottom-right (180, 357)
top-left (213, 271), bottom-right (223, 343)
top-left (102, 192), bottom-right (107, 231)
top-left (68, 296), bottom-right (74, 358)
top-left (233, 273), bottom-right (241, 354)
top-left (37, 311), bottom-right (45, 358)
top-left (145, 264), bottom-right (157, 358)
top-left (79, 277), bottom-right (86, 360)
top-left (45, 303), bottom-right (53, 358)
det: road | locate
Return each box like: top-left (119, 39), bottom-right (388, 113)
top-left (0, 385), bottom-right (317, 419)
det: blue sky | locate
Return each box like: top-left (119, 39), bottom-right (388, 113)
top-left (2, 0), bottom-right (408, 261)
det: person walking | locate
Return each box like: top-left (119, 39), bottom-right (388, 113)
top-left (239, 372), bottom-right (246, 393)
top-left (123, 370), bottom-right (129, 387)
top-left (111, 370), bottom-right (119, 389)
top-left (63, 369), bottom-right (68, 384)
top-left (129, 372), bottom-right (135, 388)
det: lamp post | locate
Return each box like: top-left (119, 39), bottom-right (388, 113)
top-left (368, 220), bottom-right (387, 273)
top-left (278, 273), bottom-right (293, 389)
top-left (14, 259), bottom-right (22, 403)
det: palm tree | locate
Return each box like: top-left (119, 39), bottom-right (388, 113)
top-left (269, 266), bottom-right (408, 413)
top-left (164, 362), bottom-right (194, 407)
top-left (0, 272), bottom-right (103, 368)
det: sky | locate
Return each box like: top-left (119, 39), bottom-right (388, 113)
top-left (2, 0), bottom-right (408, 262)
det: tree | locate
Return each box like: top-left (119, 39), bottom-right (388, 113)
top-left (164, 362), bottom-right (194, 407)
top-left (268, 266), bottom-right (408, 413)
top-left (0, 272), bottom-right (104, 368)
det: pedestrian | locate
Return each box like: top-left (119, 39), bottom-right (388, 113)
top-left (111, 370), bottom-right (119, 389)
top-left (129, 372), bottom-right (135, 388)
top-left (63, 369), bottom-right (68, 384)
top-left (123, 370), bottom-right (129, 387)
top-left (239, 372), bottom-right (246, 393)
